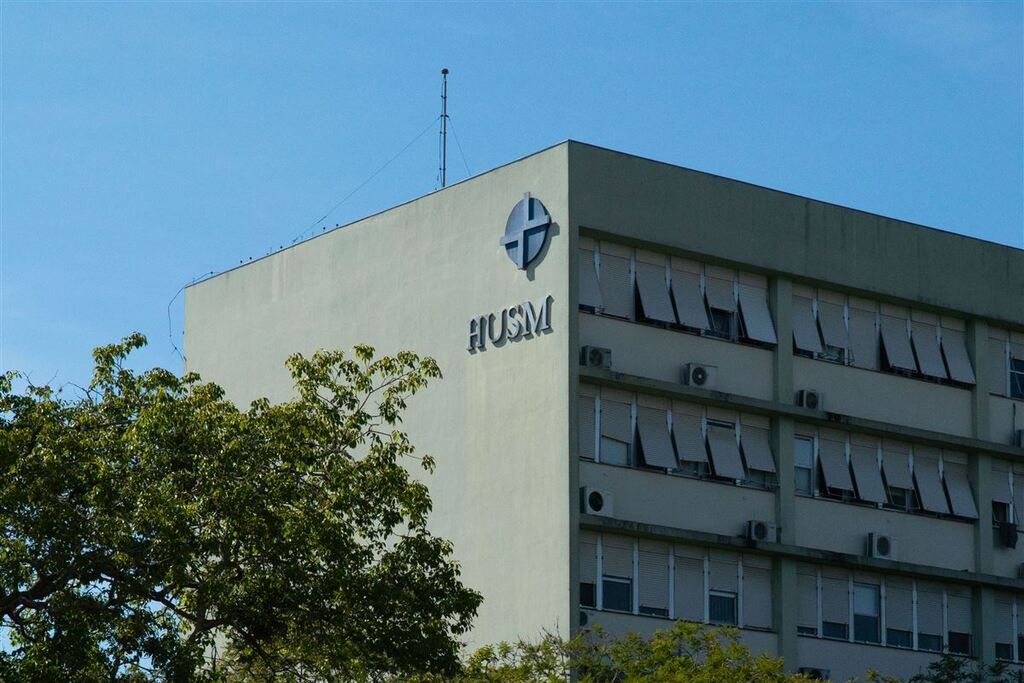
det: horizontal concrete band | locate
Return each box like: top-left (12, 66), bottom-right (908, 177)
top-left (579, 367), bottom-right (1024, 462)
top-left (578, 226), bottom-right (1024, 334)
top-left (580, 514), bottom-right (1021, 592)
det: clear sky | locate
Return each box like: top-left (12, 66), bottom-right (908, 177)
top-left (2, 2), bottom-right (1022, 389)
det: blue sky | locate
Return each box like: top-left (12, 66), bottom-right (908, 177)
top-left (2, 2), bottom-right (1022, 389)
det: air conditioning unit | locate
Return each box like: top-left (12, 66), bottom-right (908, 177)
top-left (746, 519), bottom-right (778, 543)
top-left (1015, 429), bottom-right (1024, 449)
top-left (796, 389), bottom-right (823, 410)
top-left (580, 487), bottom-right (613, 517)
top-left (996, 521), bottom-right (1018, 549)
top-left (681, 363), bottom-right (717, 388)
top-left (866, 532), bottom-right (897, 560)
top-left (580, 345), bottom-right (612, 370)
top-left (798, 668), bottom-right (831, 680)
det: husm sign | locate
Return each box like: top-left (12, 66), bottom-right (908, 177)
top-left (467, 193), bottom-right (554, 352)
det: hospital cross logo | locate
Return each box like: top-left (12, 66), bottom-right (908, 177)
top-left (500, 192), bottom-right (551, 270)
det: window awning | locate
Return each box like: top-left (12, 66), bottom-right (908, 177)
top-left (705, 277), bottom-right (736, 312)
top-left (740, 426), bottom-right (776, 473)
top-left (880, 316), bottom-right (917, 372)
top-left (943, 462), bottom-right (978, 519)
top-left (636, 407), bottom-right (676, 469)
top-left (635, 262), bottom-right (675, 323)
top-left (579, 248), bottom-right (603, 309)
top-left (941, 329), bottom-right (976, 384)
top-left (792, 297), bottom-right (823, 354)
top-left (671, 270), bottom-right (709, 330)
top-left (992, 466), bottom-right (1012, 504)
top-left (912, 322), bottom-right (948, 379)
top-left (598, 254), bottom-right (632, 319)
top-left (882, 446), bottom-right (914, 490)
top-left (913, 452), bottom-right (950, 514)
top-left (707, 425), bottom-right (745, 480)
top-left (673, 412), bottom-right (708, 463)
top-left (600, 399), bottom-right (632, 443)
top-left (850, 444), bottom-right (886, 504)
top-left (819, 439), bottom-right (854, 492)
top-left (738, 285), bottom-right (777, 344)
top-left (848, 308), bottom-right (878, 370)
top-left (578, 395), bottom-right (596, 460)
top-left (817, 302), bottom-right (849, 350)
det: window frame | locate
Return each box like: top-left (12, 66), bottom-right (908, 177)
top-left (601, 575), bottom-right (633, 613)
top-left (708, 590), bottom-right (738, 626)
top-left (794, 435), bottom-right (816, 496)
top-left (853, 583), bottom-right (881, 644)
top-left (1011, 357), bottom-right (1024, 400)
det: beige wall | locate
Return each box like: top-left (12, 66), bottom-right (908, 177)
top-left (185, 144), bottom-right (574, 648)
top-left (580, 461), bottom-right (776, 536)
top-left (797, 635), bottom-right (944, 681)
top-left (793, 357), bottom-right (973, 437)
top-left (793, 497), bottom-right (975, 572)
top-left (579, 314), bottom-right (774, 401)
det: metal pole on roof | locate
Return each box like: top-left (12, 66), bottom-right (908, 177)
top-left (440, 68), bottom-right (448, 188)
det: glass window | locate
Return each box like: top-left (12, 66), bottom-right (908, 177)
top-left (948, 631), bottom-right (972, 655)
top-left (797, 625), bottom-right (818, 636)
top-left (886, 629), bottom-right (912, 649)
top-left (1011, 358), bottom-right (1024, 400)
top-left (600, 437), bottom-right (630, 467)
top-left (993, 501), bottom-right (1011, 524)
top-left (822, 621), bottom-right (848, 640)
top-left (602, 576), bottom-right (632, 612)
top-left (708, 591), bottom-right (737, 625)
top-left (639, 604), bottom-right (669, 617)
top-left (918, 633), bottom-right (943, 652)
top-left (996, 642), bottom-right (1014, 661)
top-left (580, 582), bottom-right (596, 608)
top-left (706, 308), bottom-right (735, 340)
top-left (794, 436), bottom-right (815, 495)
top-left (886, 486), bottom-right (918, 512)
top-left (853, 583), bottom-right (880, 644)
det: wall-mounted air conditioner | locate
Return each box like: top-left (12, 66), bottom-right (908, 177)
top-left (746, 519), bottom-right (778, 543)
top-left (579, 487), bottom-right (613, 517)
top-left (580, 345), bottom-right (612, 370)
top-left (866, 532), bottom-right (897, 560)
top-left (681, 363), bottom-right (716, 388)
top-left (796, 389), bottom-right (823, 411)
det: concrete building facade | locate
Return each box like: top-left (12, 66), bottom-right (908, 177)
top-left (185, 142), bottom-right (1024, 680)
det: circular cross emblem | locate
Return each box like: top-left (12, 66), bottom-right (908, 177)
top-left (499, 192), bottom-right (551, 270)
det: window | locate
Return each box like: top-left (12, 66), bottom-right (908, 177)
top-left (1011, 357), bottom-right (1024, 400)
top-left (853, 583), bottom-right (881, 644)
top-left (918, 633), bottom-right (943, 652)
top-left (947, 631), bottom-right (972, 655)
top-left (579, 582), bottom-right (596, 608)
top-left (822, 621), bottom-right (848, 640)
top-left (709, 591), bottom-right (737, 625)
top-left (602, 576), bottom-right (632, 612)
top-left (704, 277), bottom-right (737, 341)
top-left (707, 307), bottom-right (735, 340)
top-left (886, 629), bottom-right (912, 649)
top-left (886, 486), bottom-right (918, 512)
top-left (797, 625), bottom-right (818, 636)
top-left (993, 501), bottom-right (1011, 524)
top-left (794, 436), bottom-right (815, 495)
top-left (996, 642), bottom-right (1014, 661)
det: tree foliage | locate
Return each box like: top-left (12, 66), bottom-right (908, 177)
top-left (0, 334), bottom-right (480, 681)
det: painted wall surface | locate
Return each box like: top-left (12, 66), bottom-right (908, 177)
top-left (582, 610), bottom-right (778, 656)
top-left (185, 144), bottom-right (573, 649)
top-left (580, 461), bottom-right (776, 536)
top-left (793, 497), bottom-right (975, 572)
top-left (797, 636), bottom-right (944, 681)
top-left (579, 315), bottom-right (774, 400)
top-left (567, 142), bottom-right (1024, 327)
top-left (793, 357), bottom-right (973, 437)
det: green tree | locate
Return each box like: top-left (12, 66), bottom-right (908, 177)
top-left (416, 621), bottom-right (816, 682)
top-left (0, 334), bottom-right (480, 681)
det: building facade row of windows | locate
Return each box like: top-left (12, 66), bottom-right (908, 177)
top-left (792, 424), bottom-right (980, 522)
top-left (578, 240), bottom-right (778, 346)
top-left (577, 384), bottom-right (1001, 526)
top-left (579, 532), bottom-right (772, 630)
top-left (795, 562), bottom-right (986, 657)
top-left (576, 240), bottom-right (1024, 399)
top-left (578, 385), bottom-right (777, 489)
top-left (791, 285), bottom-right (975, 387)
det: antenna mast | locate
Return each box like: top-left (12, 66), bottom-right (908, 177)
top-left (440, 68), bottom-right (448, 188)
